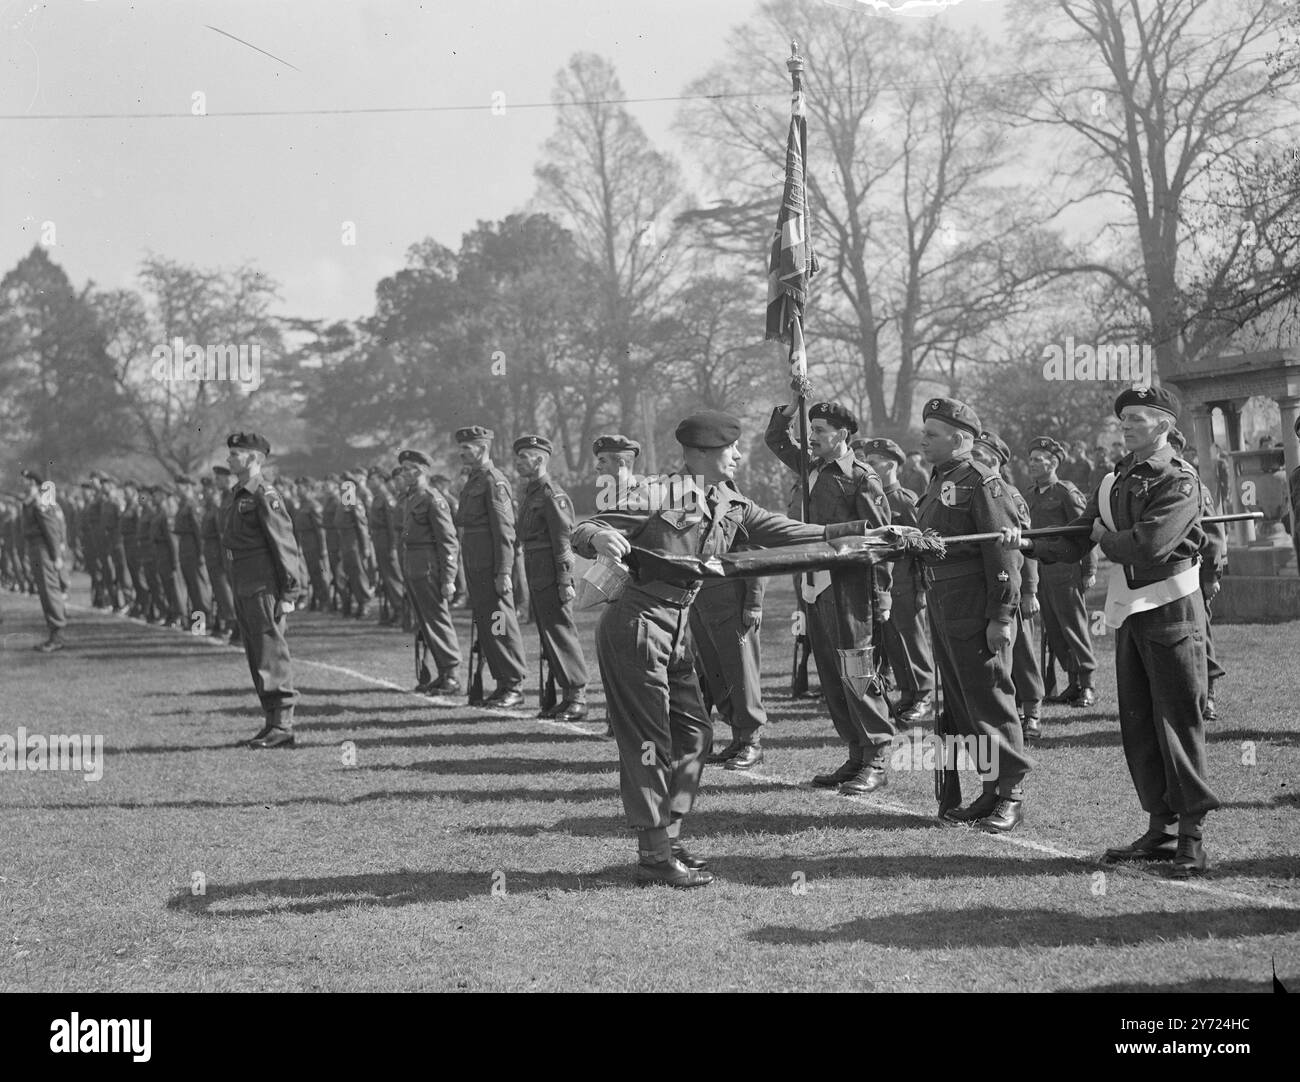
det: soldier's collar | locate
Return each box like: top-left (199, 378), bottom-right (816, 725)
top-left (935, 454), bottom-right (970, 476)
top-left (824, 450), bottom-right (858, 477)
top-left (1121, 444), bottom-right (1173, 477)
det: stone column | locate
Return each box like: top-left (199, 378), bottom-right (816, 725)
top-left (1279, 395), bottom-right (1300, 573)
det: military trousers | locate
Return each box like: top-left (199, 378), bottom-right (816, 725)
top-left (881, 578), bottom-right (934, 703)
top-left (806, 572), bottom-right (896, 763)
top-left (124, 541), bottom-right (147, 609)
top-left (232, 588), bottom-right (297, 723)
top-left (525, 558), bottom-right (588, 700)
top-left (927, 573), bottom-right (1033, 796)
top-left (137, 554), bottom-right (159, 619)
top-left (300, 535), bottom-right (331, 607)
top-left (204, 540), bottom-right (237, 626)
top-left (598, 586), bottom-right (710, 835)
top-left (375, 543), bottom-right (406, 615)
top-left (179, 544), bottom-right (213, 620)
top-left (1203, 589), bottom-right (1226, 686)
top-left (463, 560), bottom-right (526, 689)
top-left (106, 540), bottom-right (130, 608)
top-left (153, 547), bottom-right (184, 622)
top-left (688, 579), bottom-right (765, 739)
top-left (27, 539), bottom-right (67, 632)
top-left (1115, 593), bottom-right (1219, 820)
top-left (403, 546), bottom-right (460, 676)
top-left (338, 545), bottom-right (373, 607)
top-left (1011, 607), bottom-right (1044, 713)
top-left (1038, 565), bottom-right (1096, 685)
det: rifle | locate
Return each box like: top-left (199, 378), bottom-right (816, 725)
top-left (468, 618), bottom-right (485, 705)
top-left (790, 592), bottom-right (811, 698)
top-left (1038, 610), bottom-right (1056, 701)
top-left (540, 655), bottom-right (558, 715)
top-left (414, 630), bottom-right (432, 689)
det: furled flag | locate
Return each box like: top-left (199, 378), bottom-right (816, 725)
top-left (765, 74), bottom-right (819, 354)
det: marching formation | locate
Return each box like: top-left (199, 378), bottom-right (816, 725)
top-left (2, 384), bottom-right (1235, 889)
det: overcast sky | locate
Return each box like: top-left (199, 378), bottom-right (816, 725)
top-left (3, 0), bottom-right (1007, 323)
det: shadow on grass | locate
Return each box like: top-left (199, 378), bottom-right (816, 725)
top-left (467, 809), bottom-right (935, 839)
top-left (1219, 791), bottom-right (1299, 811)
top-left (1070, 975), bottom-right (1292, 993)
top-left (748, 905), bottom-right (1300, 948)
top-left (1208, 727), bottom-right (1300, 747)
top-left (168, 866), bottom-right (635, 916)
top-left (346, 730), bottom-right (602, 749)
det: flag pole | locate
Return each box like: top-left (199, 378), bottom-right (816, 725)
top-left (788, 41), bottom-right (811, 524)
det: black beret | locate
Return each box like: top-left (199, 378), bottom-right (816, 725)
top-left (213, 465), bottom-right (232, 477)
top-left (513, 434), bottom-right (553, 455)
top-left (455, 425), bottom-right (494, 443)
top-left (808, 400), bottom-right (858, 435)
top-left (1027, 436), bottom-right (1067, 463)
top-left (1114, 385), bottom-right (1180, 419)
top-left (923, 397), bottom-right (981, 437)
top-left (398, 449), bottom-right (434, 470)
top-left (857, 437), bottom-right (905, 464)
top-left (592, 434), bottom-right (641, 458)
top-left (227, 431), bottom-right (271, 455)
top-left (974, 430), bottom-right (1011, 466)
top-left (675, 410), bottom-right (742, 449)
top-left (173, 473), bottom-right (195, 486)
top-left (21, 469), bottom-right (43, 485)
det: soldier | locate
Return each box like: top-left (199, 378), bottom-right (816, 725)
top-left (1025, 437), bottom-right (1098, 708)
top-left (399, 450), bottom-right (461, 695)
top-left (368, 467), bottom-right (406, 627)
top-left (204, 467), bottom-right (241, 645)
top-left (514, 435), bottom-right (589, 722)
top-left (336, 472), bottom-right (374, 619)
top-left (972, 431), bottom-right (1045, 740)
top-left (291, 478), bottom-right (332, 612)
top-left (1002, 386), bottom-right (1217, 876)
top-left (322, 474), bottom-right (344, 611)
top-left (573, 410), bottom-right (887, 888)
top-left (136, 486), bottom-right (160, 622)
top-left (765, 395), bottom-right (896, 794)
top-left (20, 470), bottom-right (69, 652)
top-left (915, 397), bottom-right (1033, 833)
top-left (173, 475), bottom-right (214, 630)
top-left (454, 426), bottom-right (527, 709)
top-left (99, 475), bottom-right (130, 614)
top-left (593, 433), bottom-right (643, 511)
top-left (152, 486), bottom-right (185, 628)
top-left (390, 467), bottom-right (415, 630)
top-left (858, 437), bottom-right (935, 726)
top-left (80, 479), bottom-right (105, 607)
top-left (900, 450), bottom-right (930, 500)
top-left (220, 432), bottom-right (305, 749)
top-left (120, 480), bottom-right (145, 618)
top-left (1169, 428), bottom-right (1227, 720)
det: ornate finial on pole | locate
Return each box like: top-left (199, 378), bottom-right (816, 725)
top-left (787, 40), bottom-right (804, 76)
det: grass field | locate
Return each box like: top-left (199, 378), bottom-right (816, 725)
top-left (1, 572), bottom-right (1296, 993)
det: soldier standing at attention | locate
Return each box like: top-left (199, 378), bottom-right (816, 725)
top-left (368, 467), bottom-right (406, 627)
top-left (174, 475), bottom-right (214, 630)
top-left (399, 450), bottom-right (461, 696)
top-left (204, 467), bottom-right (241, 645)
top-left (292, 478), bottom-right (332, 612)
top-left (765, 394), bottom-right (896, 794)
top-left (322, 475), bottom-right (344, 612)
top-left (972, 431), bottom-right (1045, 740)
top-left (136, 486), bottom-right (160, 622)
top-left (454, 426), bottom-right (527, 709)
top-left (916, 398), bottom-right (1033, 833)
top-left (1002, 387), bottom-right (1217, 876)
top-left (859, 437), bottom-right (935, 726)
top-left (80, 479), bottom-right (105, 608)
top-left (99, 475), bottom-right (130, 614)
top-left (336, 473), bottom-right (374, 619)
top-left (1025, 437), bottom-right (1098, 708)
top-left (152, 485), bottom-right (185, 628)
top-left (221, 433), bottom-right (305, 749)
top-left (573, 411), bottom-right (888, 888)
top-left (120, 480), bottom-right (146, 618)
top-left (20, 470), bottom-right (68, 652)
top-left (1169, 428), bottom-right (1227, 721)
top-left (514, 435), bottom-right (589, 722)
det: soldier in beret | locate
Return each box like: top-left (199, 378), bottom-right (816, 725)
top-left (1025, 436), bottom-right (1098, 710)
top-left (221, 433), bottom-right (306, 749)
top-left (291, 478), bottom-right (332, 612)
top-left (336, 471), bottom-right (375, 619)
top-left (593, 434), bottom-right (643, 512)
top-left (861, 437), bottom-right (935, 726)
top-left (99, 475), bottom-right (130, 614)
top-left (135, 486), bottom-right (161, 622)
top-left (454, 426), bottom-right (527, 708)
top-left (1001, 386), bottom-right (1218, 875)
top-left (765, 393), bottom-right (897, 794)
top-left (173, 475), bottom-right (213, 631)
top-left (399, 449), bottom-right (462, 695)
top-left (368, 467), bottom-right (405, 626)
top-left (203, 466), bottom-right (240, 645)
top-left (514, 435), bottom-right (589, 720)
top-left (151, 484), bottom-right (185, 628)
top-left (80, 478), bottom-right (105, 608)
top-left (972, 431), bottom-right (1045, 739)
top-left (574, 409), bottom-right (890, 888)
top-left (119, 480), bottom-right (146, 618)
top-left (1169, 428), bottom-right (1227, 721)
top-left (20, 469), bottom-right (69, 651)
top-left (917, 398), bottom-right (1033, 832)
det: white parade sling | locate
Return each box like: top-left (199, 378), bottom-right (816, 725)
top-left (1097, 471), bottom-right (1199, 629)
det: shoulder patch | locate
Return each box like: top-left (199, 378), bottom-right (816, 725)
top-left (1176, 479), bottom-right (1194, 498)
top-left (983, 475), bottom-right (1003, 498)
top-left (555, 492), bottom-right (571, 512)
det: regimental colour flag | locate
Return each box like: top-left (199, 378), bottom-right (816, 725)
top-left (765, 78), bottom-right (818, 350)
